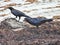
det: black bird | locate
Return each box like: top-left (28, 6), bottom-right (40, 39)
top-left (8, 7), bottom-right (30, 20)
top-left (24, 17), bottom-right (53, 28)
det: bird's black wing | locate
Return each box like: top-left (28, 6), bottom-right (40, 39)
top-left (25, 18), bottom-right (42, 25)
top-left (12, 9), bottom-right (30, 18)
top-left (11, 9), bottom-right (25, 16)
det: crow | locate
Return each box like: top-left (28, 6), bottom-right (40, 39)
top-left (24, 17), bottom-right (53, 28)
top-left (8, 7), bottom-right (30, 20)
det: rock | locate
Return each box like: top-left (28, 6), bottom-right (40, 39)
top-left (4, 0), bottom-right (10, 2)
top-left (26, 0), bottom-right (38, 3)
top-left (0, 39), bottom-right (7, 45)
top-left (0, 18), bottom-right (27, 29)
top-left (48, 41), bottom-right (60, 45)
top-left (0, 14), bottom-right (8, 17)
top-left (0, 18), bottom-right (60, 45)
top-left (7, 40), bottom-right (18, 45)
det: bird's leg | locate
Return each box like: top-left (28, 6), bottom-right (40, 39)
top-left (15, 16), bottom-right (19, 22)
top-left (15, 16), bottom-right (17, 20)
top-left (16, 16), bottom-right (17, 18)
top-left (19, 16), bottom-right (21, 20)
top-left (36, 26), bottom-right (39, 29)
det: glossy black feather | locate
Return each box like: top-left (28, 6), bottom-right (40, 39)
top-left (25, 17), bottom-right (53, 28)
top-left (8, 7), bottom-right (30, 20)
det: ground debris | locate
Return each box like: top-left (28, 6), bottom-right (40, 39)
top-left (0, 18), bottom-right (60, 45)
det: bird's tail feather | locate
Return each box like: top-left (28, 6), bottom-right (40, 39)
top-left (24, 15), bottom-right (31, 18)
top-left (45, 19), bottom-right (53, 22)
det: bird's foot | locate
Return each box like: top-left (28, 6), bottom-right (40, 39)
top-left (15, 17), bottom-right (19, 20)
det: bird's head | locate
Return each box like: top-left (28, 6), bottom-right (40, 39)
top-left (8, 7), bottom-right (14, 10)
